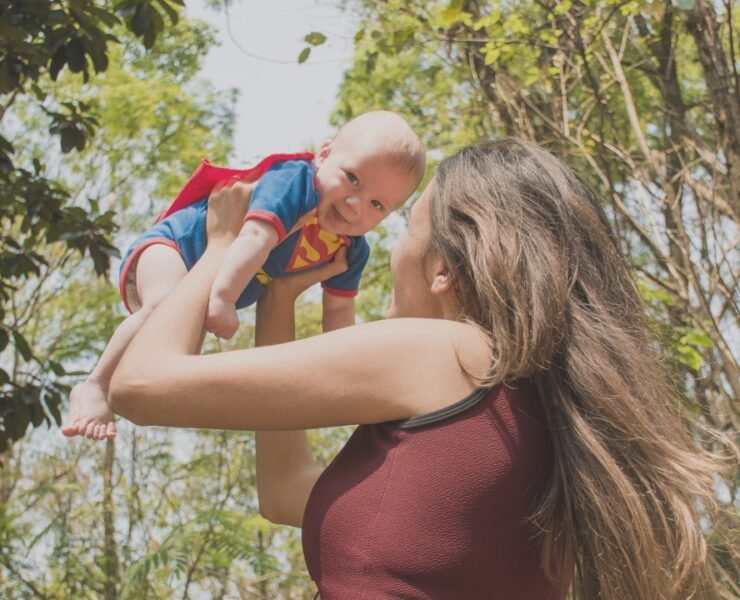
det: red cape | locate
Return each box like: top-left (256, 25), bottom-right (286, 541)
top-left (156, 151), bottom-right (315, 222)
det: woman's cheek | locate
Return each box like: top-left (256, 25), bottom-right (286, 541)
top-left (386, 244), bottom-right (404, 318)
top-left (385, 288), bottom-right (398, 319)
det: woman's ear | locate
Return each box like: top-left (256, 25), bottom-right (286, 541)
top-left (429, 258), bottom-right (453, 296)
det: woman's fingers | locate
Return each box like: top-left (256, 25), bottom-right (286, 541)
top-left (326, 246), bottom-right (349, 277)
top-left (207, 179), bottom-right (255, 241)
top-left (211, 174), bottom-right (249, 194)
top-left (272, 246), bottom-right (349, 299)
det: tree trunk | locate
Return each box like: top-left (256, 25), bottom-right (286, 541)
top-left (102, 438), bottom-right (119, 600)
top-left (686, 0), bottom-right (740, 218)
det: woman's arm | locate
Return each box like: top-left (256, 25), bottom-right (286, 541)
top-left (254, 258), bottom-right (348, 527)
top-left (109, 185), bottom-right (485, 432)
top-left (321, 291), bottom-right (355, 332)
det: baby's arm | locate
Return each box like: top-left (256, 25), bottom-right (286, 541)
top-left (322, 291), bottom-right (356, 332)
top-left (207, 219), bottom-right (278, 338)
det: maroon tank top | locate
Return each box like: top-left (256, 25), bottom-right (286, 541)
top-left (302, 382), bottom-right (566, 599)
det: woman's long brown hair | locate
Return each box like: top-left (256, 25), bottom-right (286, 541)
top-left (429, 138), bottom-right (727, 599)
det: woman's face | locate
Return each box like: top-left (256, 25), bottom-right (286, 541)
top-left (386, 183), bottom-right (441, 319)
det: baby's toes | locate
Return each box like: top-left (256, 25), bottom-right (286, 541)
top-left (83, 421), bottom-right (97, 440)
top-left (105, 422), bottom-right (117, 440)
top-left (61, 419), bottom-right (80, 437)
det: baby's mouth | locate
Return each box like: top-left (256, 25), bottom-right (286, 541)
top-left (332, 205), bottom-right (350, 225)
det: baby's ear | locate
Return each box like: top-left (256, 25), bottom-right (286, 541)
top-left (315, 139), bottom-right (333, 164)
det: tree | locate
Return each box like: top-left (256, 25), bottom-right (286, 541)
top-left (0, 0), bottom-right (186, 452)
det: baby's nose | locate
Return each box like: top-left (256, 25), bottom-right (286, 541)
top-left (344, 195), bottom-right (361, 214)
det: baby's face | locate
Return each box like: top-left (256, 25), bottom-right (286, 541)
top-left (313, 136), bottom-right (418, 236)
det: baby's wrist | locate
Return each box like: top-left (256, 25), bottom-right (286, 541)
top-left (209, 289), bottom-right (234, 305)
top-left (205, 234), bottom-right (235, 252)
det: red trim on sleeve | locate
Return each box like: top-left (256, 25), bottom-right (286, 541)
top-left (244, 209), bottom-right (287, 241)
top-left (119, 238), bottom-right (182, 314)
top-left (321, 285), bottom-right (359, 298)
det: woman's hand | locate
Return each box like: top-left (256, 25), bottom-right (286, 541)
top-left (206, 178), bottom-right (254, 247)
top-left (265, 246), bottom-right (349, 304)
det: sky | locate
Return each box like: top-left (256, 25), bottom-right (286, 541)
top-left (185, 0), bottom-right (358, 165)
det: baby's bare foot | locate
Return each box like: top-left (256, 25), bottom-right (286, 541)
top-left (62, 380), bottom-right (117, 441)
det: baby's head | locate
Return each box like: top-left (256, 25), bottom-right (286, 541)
top-left (313, 111), bottom-right (425, 236)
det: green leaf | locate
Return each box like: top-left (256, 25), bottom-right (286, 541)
top-left (12, 330), bottom-right (33, 362)
top-left (49, 46), bottom-right (67, 81)
top-left (157, 0), bottom-right (181, 25)
top-left (86, 4), bottom-right (121, 27)
top-left (676, 345), bottom-right (703, 372)
top-left (0, 133), bottom-right (14, 154)
top-left (66, 38), bottom-right (87, 73)
top-left (0, 59), bottom-right (19, 94)
top-left (31, 401), bottom-right (45, 427)
top-left (440, 0), bottom-right (464, 28)
top-left (48, 398), bottom-right (62, 426)
top-left (81, 36), bottom-right (109, 72)
top-left (553, 0), bottom-right (572, 16)
top-left (679, 328), bottom-right (713, 349)
top-left (304, 32), bottom-right (326, 46)
top-left (48, 361), bottom-right (66, 376)
top-left (131, 4), bottom-right (151, 37)
top-left (484, 46), bottom-right (500, 66)
top-left (524, 65), bottom-right (540, 86)
top-left (5, 406), bottom-right (28, 440)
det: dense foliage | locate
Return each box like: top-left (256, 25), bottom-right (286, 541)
top-left (0, 0), bottom-right (188, 452)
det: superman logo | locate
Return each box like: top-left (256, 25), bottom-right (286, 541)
top-left (286, 217), bottom-right (348, 272)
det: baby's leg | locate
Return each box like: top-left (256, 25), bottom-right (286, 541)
top-left (62, 245), bottom-right (187, 440)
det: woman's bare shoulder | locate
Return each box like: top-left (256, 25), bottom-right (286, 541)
top-left (324, 317), bottom-right (488, 366)
top-left (329, 318), bottom-right (491, 416)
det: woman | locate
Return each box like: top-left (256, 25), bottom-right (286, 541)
top-left (110, 139), bottom-right (721, 599)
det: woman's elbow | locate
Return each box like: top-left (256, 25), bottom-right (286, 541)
top-left (257, 489), bottom-right (301, 527)
top-left (258, 500), bottom-right (280, 524)
top-left (258, 501), bottom-right (299, 527)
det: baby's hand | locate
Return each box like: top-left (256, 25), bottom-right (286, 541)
top-left (206, 295), bottom-right (240, 339)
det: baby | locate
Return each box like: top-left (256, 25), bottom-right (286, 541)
top-left (62, 110), bottom-right (425, 440)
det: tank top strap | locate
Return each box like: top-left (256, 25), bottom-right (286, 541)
top-left (390, 386), bottom-right (493, 429)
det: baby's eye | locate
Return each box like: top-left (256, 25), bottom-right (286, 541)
top-left (346, 171), bottom-right (359, 186)
top-left (371, 199), bottom-right (384, 211)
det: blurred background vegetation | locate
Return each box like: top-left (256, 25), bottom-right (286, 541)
top-left (0, 0), bottom-right (737, 597)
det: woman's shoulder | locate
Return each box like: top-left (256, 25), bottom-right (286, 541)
top-left (355, 318), bottom-right (487, 356)
top-left (339, 318), bottom-right (491, 416)
top-left (376, 317), bottom-right (487, 355)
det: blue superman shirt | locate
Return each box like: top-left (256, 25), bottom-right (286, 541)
top-left (118, 159), bottom-right (370, 313)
